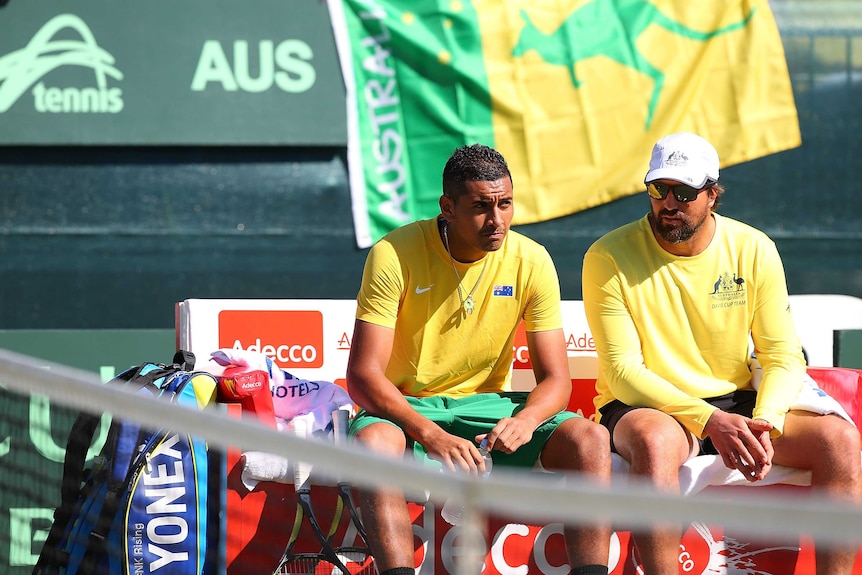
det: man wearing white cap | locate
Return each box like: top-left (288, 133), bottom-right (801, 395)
top-left (582, 132), bottom-right (861, 574)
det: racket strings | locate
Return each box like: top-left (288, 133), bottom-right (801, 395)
top-left (276, 550), bottom-right (374, 575)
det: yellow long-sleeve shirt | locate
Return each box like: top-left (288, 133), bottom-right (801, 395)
top-left (582, 213), bottom-right (805, 438)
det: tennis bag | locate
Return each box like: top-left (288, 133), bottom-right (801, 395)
top-left (33, 350), bottom-right (221, 575)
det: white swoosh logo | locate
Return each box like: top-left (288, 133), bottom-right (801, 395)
top-left (415, 285), bottom-right (433, 294)
top-left (0, 14), bottom-right (123, 113)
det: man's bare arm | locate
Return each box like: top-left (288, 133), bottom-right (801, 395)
top-left (346, 319), bottom-right (485, 472)
top-left (483, 328), bottom-right (571, 453)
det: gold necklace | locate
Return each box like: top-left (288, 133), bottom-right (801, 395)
top-left (442, 222), bottom-right (487, 315)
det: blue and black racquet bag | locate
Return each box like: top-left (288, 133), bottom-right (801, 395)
top-left (33, 350), bottom-right (221, 575)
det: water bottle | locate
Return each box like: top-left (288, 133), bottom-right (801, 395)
top-left (440, 439), bottom-right (493, 526)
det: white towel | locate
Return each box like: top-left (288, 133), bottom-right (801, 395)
top-left (614, 452), bottom-right (862, 496)
top-left (611, 454), bottom-right (811, 496)
top-left (750, 358), bottom-right (855, 425)
top-left (240, 451), bottom-right (292, 491)
top-left (789, 373), bottom-right (854, 423)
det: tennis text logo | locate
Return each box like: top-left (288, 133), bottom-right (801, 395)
top-left (0, 14), bottom-right (124, 114)
top-left (410, 510), bottom-right (721, 575)
top-left (218, 310), bottom-right (324, 368)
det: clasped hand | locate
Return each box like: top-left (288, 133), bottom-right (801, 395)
top-left (425, 416), bottom-right (534, 474)
top-left (703, 410), bottom-right (774, 482)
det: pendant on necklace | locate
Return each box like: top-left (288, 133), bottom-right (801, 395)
top-left (464, 296), bottom-right (475, 315)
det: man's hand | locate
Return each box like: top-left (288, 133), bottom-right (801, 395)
top-left (704, 410), bottom-right (774, 482)
top-left (478, 416), bottom-right (537, 455)
top-left (423, 428), bottom-right (488, 475)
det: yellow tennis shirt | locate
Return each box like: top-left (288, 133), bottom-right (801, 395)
top-left (356, 217), bottom-right (562, 397)
top-left (583, 213), bottom-right (805, 437)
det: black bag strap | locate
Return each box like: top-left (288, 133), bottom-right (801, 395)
top-left (77, 475), bottom-right (132, 575)
top-left (173, 349), bottom-right (196, 371)
top-left (32, 406), bottom-right (102, 574)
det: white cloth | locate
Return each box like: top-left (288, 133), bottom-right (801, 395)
top-left (611, 454), bottom-right (812, 496)
top-left (750, 357), bottom-right (855, 424)
top-left (790, 373), bottom-right (854, 422)
top-left (210, 349), bottom-right (356, 489)
top-left (209, 348), bottom-right (355, 436)
top-left (240, 451), bottom-right (291, 491)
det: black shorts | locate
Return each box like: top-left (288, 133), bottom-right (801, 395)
top-left (598, 389), bottom-right (757, 455)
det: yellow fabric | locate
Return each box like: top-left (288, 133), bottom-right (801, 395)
top-left (356, 218), bottom-right (562, 397)
top-left (190, 373), bottom-right (217, 410)
top-left (582, 213), bottom-right (806, 437)
top-left (479, 0), bottom-right (800, 225)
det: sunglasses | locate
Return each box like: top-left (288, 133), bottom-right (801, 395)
top-left (646, 181), bottom-right (714, 203)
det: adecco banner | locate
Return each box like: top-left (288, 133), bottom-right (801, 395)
top-left (175, 295), bottom-right (861, 420)
top-left (176, 298), bottom-right (599, 407)
top-left (0, 0), bottom-right (346, 145)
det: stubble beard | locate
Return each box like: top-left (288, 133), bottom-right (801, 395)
top-left (654, 210), bottom-right (705, 244)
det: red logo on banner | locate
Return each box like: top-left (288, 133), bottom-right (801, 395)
top-left (512, 324), bottom-right (597, 368)
top-left (218, 310), bottom-right (324, 368)
top-left (566, 331), bottom-right (595, 352)
top-left (218, 370), bottom-right (268, 397)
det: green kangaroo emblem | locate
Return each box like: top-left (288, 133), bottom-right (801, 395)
top-left (512, 1), bottom-right (755, 128)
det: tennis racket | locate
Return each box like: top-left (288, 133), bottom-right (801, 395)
top-left (331, 409), bottom-right (371, 550)
top-left (272, 417), bottom-right (373, 575)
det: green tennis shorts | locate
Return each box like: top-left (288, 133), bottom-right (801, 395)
top-left (349, 392), bottom-right (580, 470)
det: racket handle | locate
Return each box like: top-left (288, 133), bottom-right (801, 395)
top-left (332, 408), bottom-right (349, 445)
top-left (290, 419), bottom-right (313, 491)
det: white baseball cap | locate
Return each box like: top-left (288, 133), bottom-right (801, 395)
top-left (644, 132), bottom-right (719, 188)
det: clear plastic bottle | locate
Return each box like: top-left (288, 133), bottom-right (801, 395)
top-left (440, 439), bottom-right (493, 526)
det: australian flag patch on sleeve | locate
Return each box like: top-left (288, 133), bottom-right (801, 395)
top-left (493, 285), bottom-right (513, 297)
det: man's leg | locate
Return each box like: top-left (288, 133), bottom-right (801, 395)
top-left (611, 409), bottom-right (695, 575)
top-left (352, 422), bottom-right (415, 572)
top-left (773, 411), bottom-right (862, 575)
top-left (540, 417), bottom-right (612, 572)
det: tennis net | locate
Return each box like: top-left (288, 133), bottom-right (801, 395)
top-left (2, 347), bottom-right (861, 575)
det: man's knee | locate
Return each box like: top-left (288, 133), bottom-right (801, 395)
top-left (821, 416), bottom-right (862, 470)
top-left (544, 417), bottom-right (611, 471)
top-left (614, 411), bottom-right (691, 469)
top-left (354, 421), bottom-right (407, 457)
top-left (569, 417), bottom-right (611, 450)
top-left (832, 417), bottom-right (862, 453)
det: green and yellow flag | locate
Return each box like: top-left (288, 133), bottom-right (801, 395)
top-left (328, 0), bottom-right (800, 248)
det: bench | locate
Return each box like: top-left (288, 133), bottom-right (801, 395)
top-left (176, 296), bottom-right (862, 575)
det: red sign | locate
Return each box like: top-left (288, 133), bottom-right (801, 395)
top-left (218, 310), bottom-right (324, 368)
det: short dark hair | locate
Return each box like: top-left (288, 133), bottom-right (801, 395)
top-left (442, 143), bottom-right (512, 199)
